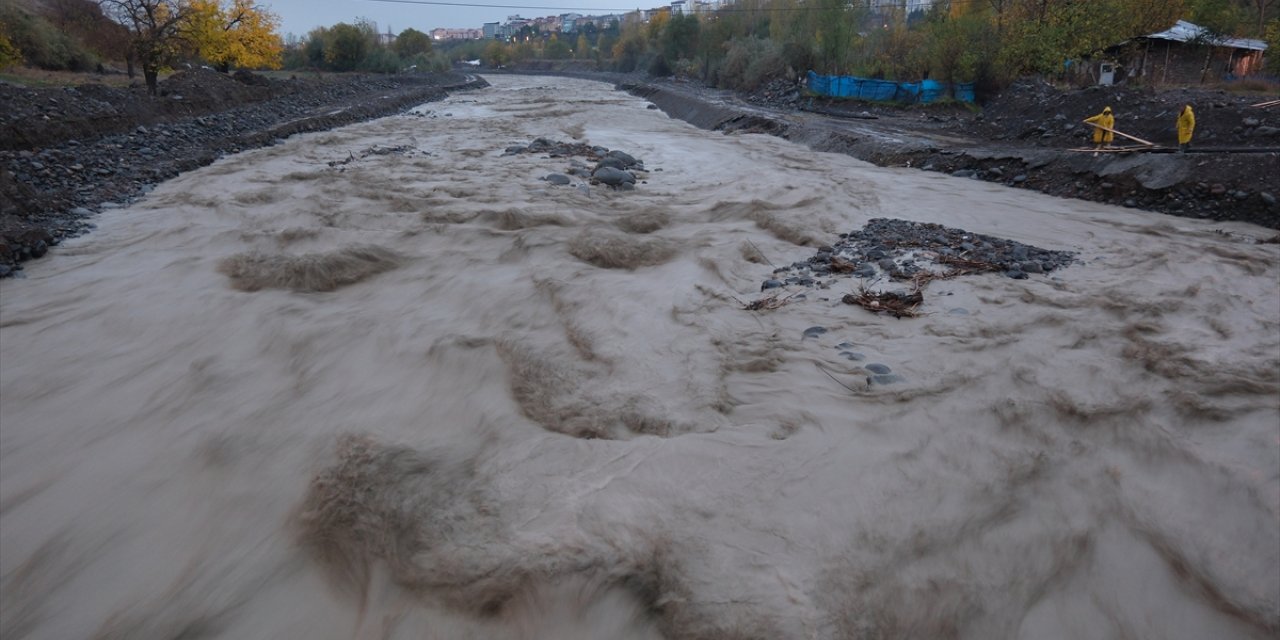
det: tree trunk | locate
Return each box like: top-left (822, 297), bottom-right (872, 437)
top-left (145, 67), bottom-right (159, 95)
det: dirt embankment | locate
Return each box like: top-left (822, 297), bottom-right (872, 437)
top-left (626, 79), bottom-right (1280, 230)
top-left (0, 69), bottom-right (488, 275)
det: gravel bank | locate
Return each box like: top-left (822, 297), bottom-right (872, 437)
top-left (0, 70), bottom-right (488, 276)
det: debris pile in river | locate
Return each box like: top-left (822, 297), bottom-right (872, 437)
top-left (751, 218), bottom-right (1076, 316)
top-left (842, 287), bottom-right (924, 318)
top-left (764, 218), bottom-right (1075, 290)
top-left (326, 144), bottom-right (420, 169)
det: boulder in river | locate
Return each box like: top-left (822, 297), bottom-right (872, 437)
top-left (595, 156), bottom-right (628, 171)
top-left (592, 166), bottom-right (636, 187)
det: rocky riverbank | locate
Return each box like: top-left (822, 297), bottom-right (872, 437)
top-left (623, 79), bottom-right (1280, 231)
top-left (0, 69), bottom-right (487, 276)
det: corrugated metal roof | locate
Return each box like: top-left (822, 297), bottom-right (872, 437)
top-left (1144, 20), bottom-right (1267, 51)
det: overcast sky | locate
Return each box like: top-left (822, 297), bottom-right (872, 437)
top-left (264, 0), bottom-right (634, 36)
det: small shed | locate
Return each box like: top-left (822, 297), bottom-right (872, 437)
top-left (1126, 20), bottom-right (1268, 84)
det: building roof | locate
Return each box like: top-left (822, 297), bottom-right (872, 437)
top-left (1143, 20), bottom-right (1267, 51)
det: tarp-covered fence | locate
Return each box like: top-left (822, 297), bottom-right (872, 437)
top-left (806, 71), bottom-right (975, 104)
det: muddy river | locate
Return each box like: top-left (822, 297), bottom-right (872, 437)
top-left (1, 75), bottom-right (1277, 639)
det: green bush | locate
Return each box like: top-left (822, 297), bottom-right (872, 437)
top-left (401, 51), bottom-right (450, 73)
top-left (648, 53), bottom-right (672, 76)
top-left (720, 36), bottom-right (785, 91)
top-left (322, 22), bottom-right (369, 71)
top-left (0, 2), bottom-right (98, 71)
top-left (672, 57), bottom-right (699, 78)
top-left (0, 21), bottom-right (20, 69)
top-left (359, 47), bottom-right (400, 73)
top-left (779, 41), bottom-right (814, 79)
top-left (429, 51), bottom-right (451, 72)
top-left (543, 37), bottom-right (571, 59)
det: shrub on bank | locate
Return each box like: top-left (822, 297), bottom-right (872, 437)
top-left (0, 2), bottom-right (99, 71)
top-left (720, 37), bottom-right (786, 91)
top-left (0, 22), bottom-right (20, 70)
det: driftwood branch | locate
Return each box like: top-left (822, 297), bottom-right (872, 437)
top-left (842, 286), bottom-right (923, 318)
top-left (742, 292), bottom-right (799, 311)
top-left (815, 363), bottom-right (861, 393)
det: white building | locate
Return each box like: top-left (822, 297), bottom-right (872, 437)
top-left (870, 0), bottom-right (934, 11)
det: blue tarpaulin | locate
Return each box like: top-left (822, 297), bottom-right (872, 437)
top-left (807, 71), bottom-right (976, 104)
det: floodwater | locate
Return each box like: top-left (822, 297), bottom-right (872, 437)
top-left (1, 75), bottom-right (1277, 639)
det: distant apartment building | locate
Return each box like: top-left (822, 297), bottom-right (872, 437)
top-left (559, 13), bottom-right (583, 32)
top-left (870, 0), bottom-right (934, 11)
top-left (584, 14), bottom-right (622, 28)
top-left (431, 28), bottom-right (483, 40)
top-left (471, 7), bottom-right (663, 42)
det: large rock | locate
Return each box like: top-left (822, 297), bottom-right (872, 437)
top-left (592, 166), bottom-right (636, 187)
top-left (595, 156), bottom-right (628, 170)
top-left (606, 149), bottom-right (637, 166)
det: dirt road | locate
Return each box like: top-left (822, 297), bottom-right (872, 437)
top-left (1, 75), bottom-right (1277, 639)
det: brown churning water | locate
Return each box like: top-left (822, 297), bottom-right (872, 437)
top-left (1, 75), bottom-right (1277, 639)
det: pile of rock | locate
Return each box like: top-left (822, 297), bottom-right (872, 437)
top-left (588, 149), bottom-right (644, 189)
top-left (762, 217), bottom-right (1075, 291)
top-left (507, 138), bottom-right (646, 190)
top-left (745, 77), bottom-right (802, 110)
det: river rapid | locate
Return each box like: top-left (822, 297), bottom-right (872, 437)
top-left (1, 75), bottom-right (1277, 639)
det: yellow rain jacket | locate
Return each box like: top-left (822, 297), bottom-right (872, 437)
top-left (1177, 106), bottom-right (1195, 145)
top-left (1084, 108), bottom-right (1115, 144)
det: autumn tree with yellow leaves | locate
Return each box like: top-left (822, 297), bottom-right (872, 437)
top-left (101, 0), bottom-right (281, 94)
top-left (187, 0), bottom-right (283, 72)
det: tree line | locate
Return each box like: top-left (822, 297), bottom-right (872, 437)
top-left (466, 0), bottom-right (1278, 91)
top-left (282, 21), bottom-right (446, 74)
top-left (2, 0), bottom-right (1274, 95)
top-left (0, 0), bottom-right (450, 82)
top-left (0, 0), bottom-right (284, 93)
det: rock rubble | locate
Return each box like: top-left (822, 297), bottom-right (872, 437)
top-left (763, 217), bottom-right (1076, 292)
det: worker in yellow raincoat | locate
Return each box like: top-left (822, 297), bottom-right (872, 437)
top-left (1177, 105), bottom-right (1195, 153)
top-left (1083, 106), bottom-right (1115, 152)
